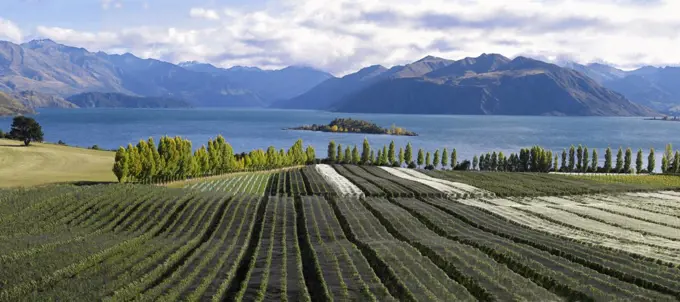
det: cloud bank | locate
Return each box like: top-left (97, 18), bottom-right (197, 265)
top-left (16, 0), bottom-right (680, 75)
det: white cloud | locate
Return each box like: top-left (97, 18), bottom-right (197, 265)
top-left (189, 8), bottom-right (220, 21)
top-left (30, 0), bottom-right (680, 75)
top-left (0, 18), bottom-right (23, 43)
top-left (101, 0), bottom-right (123, 9)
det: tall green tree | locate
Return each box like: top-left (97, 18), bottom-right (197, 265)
top-left (451, 149), bottom-right (457, 169)
top-left (636, 149), bottom-right (643, 173)
top-left (675, 151), bottom-right (680, 173)
top-left (664, 144), bottom-right (674, 173)
top-left (218, 135), bottom-right (236, 172)
top-left (362, 138), bottom-right (371, 164)
top-left (491, 151), bottom-right (498, 171)
top-left (336, 144), bottom-right (344, 163)
top-left (376, 149), bottom-right (382, 166)
top-left (417, 149), bottom-right (424, 167)
top-left (553, 154), bottom-right (559, 172)
top-left (576, 145), bottom-right (583, 171)
top-left (582, 147), bottom-right (589, 173)
top-left (615, 147), bottom-right (624, 173)
top-left (498, 151), bottom-right (506, 171)
top-left (352, 145), bottom-right (360, 164)
top-left (441, 148), bottom-right (448, 168)
top-left (382, 145), bottom-right (388, 165)
top-left (328, 140), bottom-right (336, 162)
top-left (568, 145), bottom-right (576, 172)
top-left (266, 146), bottom-right (279, 168)
top-left (425, 152), bottom-right (432, 167)
top-left (9, 116), bottom-right (43, 146)
top-left (591, 149), bottom-right (598, 172)
top-left (433, 149), bottom-right (440, 168)
top-left (405, 143), bottom-right (413, 165)
top-left (604, 147), bottom-right (613, 173)
top-left (369, 150), bottom-right (375, 164)
top-left (560, 149), bottom-right (567, 171)
top-left (112, 147), bottom-right (129, 183)
top-left (472, 155), bottom-right (479, 170)
top-left (306, 146), bottom-right (316, 164)
top-left (344, 146), bottom-right (352, 164)
top-left (624, 148), bottom-right (633, 173)
top-left (648, 148), bottom-right (656, 173)
top-left (289, 139), bottom-right (306, 165)
top-left (388, 141), bottom-right (396, 165)
top-left (127, 143), bottom-right (142, 181)
top-left (398, 147), bottom-right (404, 166)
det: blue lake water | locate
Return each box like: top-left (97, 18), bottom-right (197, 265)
top-left (1, 108), bottom-right (677, 165)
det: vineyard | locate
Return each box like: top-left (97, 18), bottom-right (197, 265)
top-left (2, 165), bottom-right (680, 301)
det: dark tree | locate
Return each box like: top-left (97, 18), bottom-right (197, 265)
top-left (9, 116), bottom-right (44, 146)
top-left (636, 149), bottom-right (643, 173)
top-left (648, 148), bottom-right (655, 173)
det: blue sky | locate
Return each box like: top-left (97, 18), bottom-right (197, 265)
top-left (1, 0), bottom-right (678, 75)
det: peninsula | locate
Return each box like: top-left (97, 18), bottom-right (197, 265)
top-left (287, 118), bottom-right (417, 136)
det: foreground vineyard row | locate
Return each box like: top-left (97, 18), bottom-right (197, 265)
top-left (2, 168), bottom-right (680, 301)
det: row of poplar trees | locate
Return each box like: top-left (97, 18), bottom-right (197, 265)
top-left (326, 139), bottom-right (669, 174)
top-left (326, 139), bottom-right (462, 169)
top-left (112, 136), bottom-right (315, 183)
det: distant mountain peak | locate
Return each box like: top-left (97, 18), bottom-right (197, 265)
top-left (416, 55), bottom-right (447, 62)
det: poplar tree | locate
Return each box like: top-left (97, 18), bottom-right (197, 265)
top-left (576, 145), bottom-right (583, 171)
top-left (498, 151), bottom-right (506, 171)
top-left (648, 148), bottom-right (655, 173)
top-left (113, 147), bottom-right (129, 183)
top-left (376, 149), bottom-right (382, 166)
top-left (382, 145), bottom-right (388, 165)
top-left (306, 146), bottom-right (316, 164)
top-left (127, 143), bottom-right (142, 181)
top-left (442, 148), bottom-right (448, 168)
top-left (491, 151), bottom-right (498, 171)
top-left (604, 147), bottom-right (612, 173)
top-left (433, 149), bottom-right (440, 168)
top-left (405, 143), bottom-right (413, 165)
top-left (425, 152), bottom-right (432, 167)
top-left (561, 149), bottom-right (567, 171)
top-left (369, 150), bottom-right (375, 164)
top-left (582, 147), bottom-right (589, 173)
top-left (616, 147), bottom-right (624, 173)
top-left (199, 146), bottom-right (210, 174)
top-left (362, 138), bottom-right (371, 164)
top-left (636, 149), bottom-right (643, 173)
top-left (553, 154), bottom-right (558, 172)
top-left (398, 147), bottom-right (404, 166)
top-left (591, 149), bottom-right (598, 172)
top-left (328, 141), bottom-right (336, 162)
top-left (664, 144), bottom-right (674, 173)
top-left (266, 146), bottom-right (279, 168)
top-left (344, 146), bottom-right (351, 164)
top-left (451, 149), bottom-right (457, 169)
top-left (388, 141), bottom-right (396, 165)
top-left (674, 151), bottom-right (680, 173)
top-left (568, 145), bottom-right (576, 172)
top-left (472, 155), bottom-right (479, 170)
top-left (417, 149), bottom-right (424, 167)
top-left (624, 148), bottom-right (632, 173)
top-left (337, 144), bottom-right (344, 163)
top-left (352, 145), bottom-right (360, 164)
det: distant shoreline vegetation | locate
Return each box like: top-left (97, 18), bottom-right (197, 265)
top-left (287, 118), bottom-right (418, 136)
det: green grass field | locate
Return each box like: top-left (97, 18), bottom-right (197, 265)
top-left (0, 138), bottom-right (115, 187)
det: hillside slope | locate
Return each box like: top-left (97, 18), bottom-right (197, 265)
top-left (0, 138), bottom-right (115, 187)
top-left (11, 90), bottom-right (78, 109)
top-left (0, 91), bottom-right (34, 116)
top-left (67, 92), bottom-right (191, 108)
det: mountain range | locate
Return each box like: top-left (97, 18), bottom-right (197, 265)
top-left (0, 38), bottom-right (676, 116)
top-left (0, 39), bottom-right (331, 108)
top-left (560, 62), bottom-right (680, 113)
top-left (275, 54), bottom-right (655, 116)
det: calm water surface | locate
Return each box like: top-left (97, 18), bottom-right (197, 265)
top-left (1, 108), bottom-right (677, 164)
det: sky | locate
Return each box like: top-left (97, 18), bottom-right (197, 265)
top-left (0, 0), bottom-right (679, 76)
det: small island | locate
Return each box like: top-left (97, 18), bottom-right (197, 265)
top-left (287, 118), bottom-right (418, 136)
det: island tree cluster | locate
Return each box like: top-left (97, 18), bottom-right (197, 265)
top-left (289, 118), bottom-right (417, 136)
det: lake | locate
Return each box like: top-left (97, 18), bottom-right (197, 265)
top-left (1, 108), bottom-right (677, 166)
